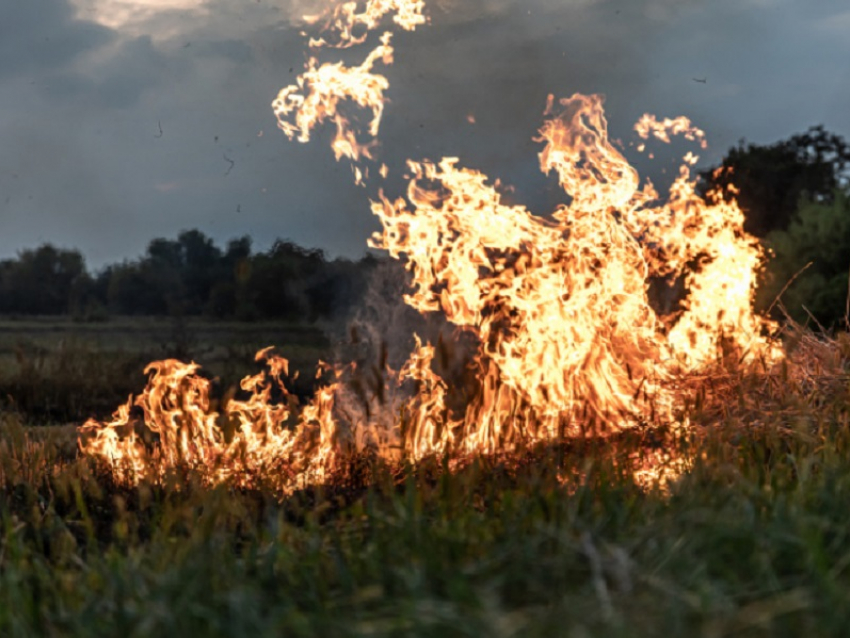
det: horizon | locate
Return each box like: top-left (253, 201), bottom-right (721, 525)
top-left (0, 226), bottom-right (386, 273)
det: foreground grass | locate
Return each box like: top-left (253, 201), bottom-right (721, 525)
top-left (2, 417), bottom-right (850, 636)
top-left (0, 330), bottom-right (848, 637)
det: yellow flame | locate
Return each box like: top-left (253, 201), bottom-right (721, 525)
top-left (80, 1), bottom-right (782, 495)
top-left (273, 0), bottom-right (426, 183)
top-left (306, 0), bottom-right (426, 48)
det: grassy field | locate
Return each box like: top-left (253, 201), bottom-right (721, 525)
top-left (0, 316), bottom-right (331, 423)
top-left (0, 323), bottom-right (849, 636)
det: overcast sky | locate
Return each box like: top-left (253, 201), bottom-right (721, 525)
top-left (1, 0), bottom-right (848, 269)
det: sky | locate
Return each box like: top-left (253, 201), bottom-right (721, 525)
top-left (1, 0), bottom-right (848, 269)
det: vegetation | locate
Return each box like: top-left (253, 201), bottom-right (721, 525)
top-left (0, 231), bottom-right (379, 322)
top-left (702, 125), bottom-right (850, 238)
top-left (0, 233), bottom-right (373, 423)
top-left (0, 127), bottom-right (847, 636)
top-left (0, 317), bottom-right (331, 423)
top-left (760, 190), bottom-right (850, 328)
top-left (0, 328), bottom-right (848, 637)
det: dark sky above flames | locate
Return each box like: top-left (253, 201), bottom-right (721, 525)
top-left (1, 0), bottom-right (848, 268)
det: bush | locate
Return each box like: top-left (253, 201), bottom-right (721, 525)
top-left (759, 189), bottom-right (850, 328)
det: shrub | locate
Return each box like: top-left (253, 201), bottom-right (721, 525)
top-left (759, 189), bottom-right (850, 328)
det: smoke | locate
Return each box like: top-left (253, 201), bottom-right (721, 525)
top-left (330, 257), bottom-right (481, 435)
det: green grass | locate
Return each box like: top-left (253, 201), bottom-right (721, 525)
top-left (0, 329), bottom-right (848, 637)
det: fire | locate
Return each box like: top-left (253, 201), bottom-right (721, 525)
top-left (272, 31), bottom-right (394, 164)
top-left (273, 0), bottom-right (427, 177)
top-left (368, 92), bottom-right (779, 449)
top-left (79, 0), bottom-right (781, 494)
top-left (78, 349), bottom-right (339, 490)
top-left (304, 0), bottom-right (427, 48)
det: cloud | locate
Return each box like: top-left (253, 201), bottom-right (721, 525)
top-left (70, 0), bottom-right (211, 37)
top-left (2, 0), bottom-right (850, 269)
top-left (0, 0), bottom-right (113, 80)
top-left (41, 34), bottom-right (173, 109)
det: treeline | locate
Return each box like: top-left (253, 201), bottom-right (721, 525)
top-left (2, 127), bottom-right (848, 328)
top-left (0, 231), bottom-right (379, 321)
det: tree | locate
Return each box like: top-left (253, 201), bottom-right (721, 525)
top-left (246, 241), bottom-right (326, 320)
top-left (0, 245), bottom-right (88, 314)
top-left (702, 126), bottom-right (850, 237)
top-left (759, 190), bottom-right (850, 328)
top-left (0, 230), bottom-right (375, 321)
top-left (107, 231), bottom-right (224, 315)
top-left (176, 230), bottom-right (224, 313)
top-left (306, 255), bottom-right (379, 321)
top-left (106, 262), bottom-right (173, 315)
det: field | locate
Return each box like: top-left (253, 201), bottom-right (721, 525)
top-left (0, 316), bottom-right (331, 424)
top-left (1, 318), bottom-right (850, 636)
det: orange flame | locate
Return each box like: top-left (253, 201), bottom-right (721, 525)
top-left (305, 0), bottom-right (426, 48)
top-left (273, 0), bottom-right (426, 180)
top-left (273, 31), bottom-right (394, 164)
top-left (79, 349), bottom-right (340, 491)
top-left (80, 1), bottom-right (781, 494)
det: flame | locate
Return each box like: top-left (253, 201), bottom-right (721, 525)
top-left (305, 0), bottom-right (426, 48)
top-left (273, 31), bottom-right (394, 164)
top-left (634, 114), bottom-right (708, 148)
top-left (80, 0), bottom-right (782, 494)
top-left (368, 93), bottom-right (778, 447)
top-left (79, 349), bottom-right (341, 490)
top-left (273, 0), bottom-right (426, 179)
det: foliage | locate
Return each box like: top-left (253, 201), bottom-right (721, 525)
top-left (703, 125), bottom-right (850, 237)
top-left (758, 190), bottom-right (850, 328)
top-left (0, 245), bottom-right (88, 315)
top-left (0, 231), bottom-right (379, 322)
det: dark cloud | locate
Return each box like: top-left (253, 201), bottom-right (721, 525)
top-left (0, 0), bottom-right (848, 268)
top-left (42, 35), bottom-right (172, 109)
top-left (0, 0), bottom-right (112, 79)
top-left (194, 40), bottom-right (255, 65)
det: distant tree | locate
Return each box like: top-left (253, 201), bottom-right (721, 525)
top-left (0, 245), bottom-right (88, 314)
top-left (223, 236), bottom-right (252, 270)
top-left (176, 230), bottom-right (224, 313)
top-left (106, 231), bottom-right (223, 315)
top-left (702, 125), bottom-right (850, 237)
top-left (67, 271), bottom-right (102, 320)
top-left (306, 254), bottom-right (380, 321)
top-left (0, 230), bottom-right (375, 321)
top-left (246, 241), bottom-right (326, 320)
top-left (146, 237), bottom-right (183, 269)
top-left (106, 262), bottom-right (172, 315)
top-left (207, 236), bottom-right (254, 318)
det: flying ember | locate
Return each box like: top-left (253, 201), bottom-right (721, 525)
top-left (79, 0), bottom-right (781, 494)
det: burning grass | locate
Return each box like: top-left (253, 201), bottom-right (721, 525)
top-left (81, 0), bottom-right (794, 492)
top-left (1, 329), bottom-right (850, 636)
top-left (79, 90), bottom-right (789, 494)
top-left (6, 1), bottom-right (850, 633)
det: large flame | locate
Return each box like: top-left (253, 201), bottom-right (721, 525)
top-left (79, 0), bottom-right (781, 494)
